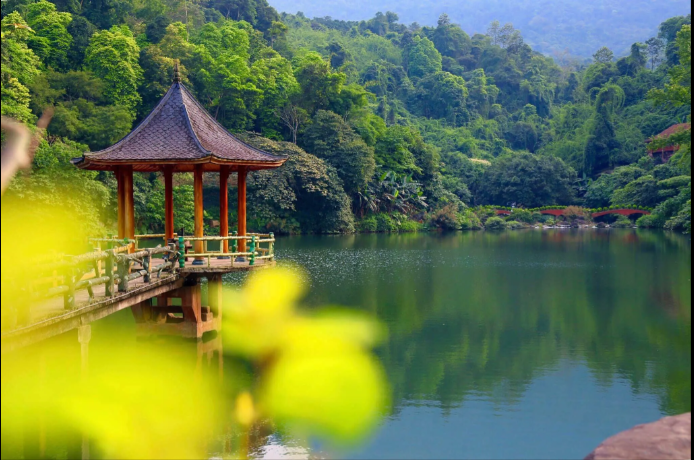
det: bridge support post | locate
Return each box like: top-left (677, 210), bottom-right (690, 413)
top-left (237, 166), bottom-right (247, 257)
top-left (132, 278), bottom-right (220, 339)
top-left (77, 324), bottom-right (91, 460)
top-left (208, 275), bottom-right (223, 322)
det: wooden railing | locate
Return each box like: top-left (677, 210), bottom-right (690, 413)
top-left (180, 233), bottom-right (276, 268)
top-left (88, 232), bottom-right (276, 269)
top-left (30, 244), bottom-right (179, 310)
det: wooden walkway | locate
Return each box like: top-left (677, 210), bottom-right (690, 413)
top-left (1, 257), bottom-right (274, 353)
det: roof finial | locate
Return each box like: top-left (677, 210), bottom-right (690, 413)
top-left (173, 59), bottom-right (181, 83)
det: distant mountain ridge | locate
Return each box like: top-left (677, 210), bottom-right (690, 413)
top-left (269, 0), bottom-right (691, 57)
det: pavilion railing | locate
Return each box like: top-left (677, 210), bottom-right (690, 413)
top-left (89, 233), bottom-right (276, 269)
top-left (181, 233), bottom-right (276, 268)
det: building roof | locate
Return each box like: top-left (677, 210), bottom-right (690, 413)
top-left (72, 79), bottom-right (286, 172)
top-left (646, 123), bottom-right (691, 153)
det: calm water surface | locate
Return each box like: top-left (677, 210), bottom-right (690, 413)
top-left (8, 229), bottom-right (691, 460)
top-left (260, 230), bottom-right (691, 459)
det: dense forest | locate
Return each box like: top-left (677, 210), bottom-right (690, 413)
top-left (1, 0), bottom-right (691, 235)
top-left (269, 0), bottom-right (692, 59)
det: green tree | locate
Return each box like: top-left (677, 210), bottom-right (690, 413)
top-left (30, 70), bottom-right (134, 149)
top-left (239, 133), bottom-right (355, 233)
top-left (301, 110), bottom-right (376, 197)
top-left (1, 12), bottom-right (42, 122)
top-left (584, 84), bottom-right (625, 177)
top-left (85, 25), bottom-right (143, 114)
top-left (593, 46), bottom-right (615, 64)
top-left (25, 1), bottom-right (73, 71)
top-left (646, 37), bottom-right (665, 69)
top-left (407, 35), bottom-right (442, 79)
top-left (67, 16), bottom-right (97, 68)
top-left (584, 165), bottom-right (647, 208)
top-left (410, 71), bottom-right (468, 122)
top-left (611, 175), bottom-right (661, 208)
top-left (429, 16), bottom-right (471, 61)
top-left (146, 15), bottom-right (170, 44)
top-left (80, 0), bottom-right (134, 30)
top-left (478, 153), bottom-right (576, 207)
top-left (293, 52), bottom-right (346, 115)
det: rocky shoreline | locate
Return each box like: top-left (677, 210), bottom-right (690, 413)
top-left (585, 413), bottom-right (691, 460)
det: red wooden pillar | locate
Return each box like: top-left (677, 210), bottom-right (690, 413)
top-left (122, 166), bottom-right (135, 241)
top-left (193, 164), bottom-right (204, 264)
top-left (219, 166), bottom-right (230, 254)
top-left (164, 166), bottom-right (174, 242)
top-left (116, 167), bottom-right (125, 238)
top-left (237, 166), bottom-right (248, 254)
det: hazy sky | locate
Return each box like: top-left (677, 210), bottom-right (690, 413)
top-left (270, 0), bottom-right (692, 57)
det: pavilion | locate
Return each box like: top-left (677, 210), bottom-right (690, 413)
top-left (72, 64), bottom-right (287, 262)
top-left (646, 123), bottom-right (691, 162)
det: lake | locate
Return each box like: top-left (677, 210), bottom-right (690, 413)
top-left (255, 229), bottom-right (691, 459)
top-left (3, 229), bottom-right (691, 459)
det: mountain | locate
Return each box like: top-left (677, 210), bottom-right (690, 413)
top-left (269, 0), bottom-right (691, 57)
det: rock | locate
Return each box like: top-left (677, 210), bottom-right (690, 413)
top-left (597, 222), bottom-right (609, 229)
top-left (585, 413), bottom-right (691, 460)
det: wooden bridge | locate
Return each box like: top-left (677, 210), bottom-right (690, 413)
top-left (2, 65), bottom-right (290, 354)
top-left (0, 233), bottom-right (276, 354)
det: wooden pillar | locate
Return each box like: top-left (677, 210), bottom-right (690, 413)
top-left (237, 166), bottom-right (247, 254)
top-left (193, 165), bottom-right (204, 264)
top-left (116, 167), bottom-right (125, 238)
top-left (122, 166), bottom-right (135, 241)
top-left (219, 166), bottom-right (230, 254)
top-left (164, 167), bottom-right (174, 242)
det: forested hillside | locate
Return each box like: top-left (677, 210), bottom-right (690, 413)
top-left (1, 0), bottom-right (691, 235)
top-left (269, 0), bottom-right (691, 58)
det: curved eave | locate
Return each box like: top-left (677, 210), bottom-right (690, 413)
top-left (71, 155), bottom-right (287, 173)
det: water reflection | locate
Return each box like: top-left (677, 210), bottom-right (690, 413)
top-left (263, 229), bottom-right (690, 459)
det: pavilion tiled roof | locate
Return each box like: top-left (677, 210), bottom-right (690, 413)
top-left (646, 123), bottom-right (692, 152)
top-left (72, 82), bottom-right (286, 172)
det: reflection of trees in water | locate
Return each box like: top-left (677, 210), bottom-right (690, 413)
top-left (293, 231), bottom-right (691, 416)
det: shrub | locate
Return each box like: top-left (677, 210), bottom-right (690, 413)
top-left (532, 212), bottom-right (543, 222)
top-left (398, 220), bottom-right (421, 233)
top-left (460, 210), bottom-right (483, 230)
top-left (636, 214), bottom-right (665, 229)
top-left (359, 215), bottom-right (378, 233)
top-left (430, 205), bottom-right (461, 230)
top-left (475, 207), bottom-right (497, 224)
top-left (507, 220), bottom-right (524, 230)
top-left (611, 216), bottom-right (633, 228)
top-left (485, 217), bottom-right (508, 231)
top-left (511, 209), bottom-right (534, 224)
top-left (664, 200), bottom-right (691, 233)
top-left (564, 206), bottom-right (589, 221)
top-left (544, 218), bottom-right (557, 226)
top-left (376, 213), bottom-right (396, 232)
